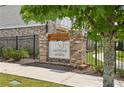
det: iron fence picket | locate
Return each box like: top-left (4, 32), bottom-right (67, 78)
top-left (16, 36), bottom-right (18, 50)
top-left (95, 41), bottom-right (97, 66)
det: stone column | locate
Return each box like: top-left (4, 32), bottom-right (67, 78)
top-left (70, 32), bottom-right (87, 67)
top-left (39, 21), bottom-right (56, 63)
top-left (39, 30), bottom-right (48, 63)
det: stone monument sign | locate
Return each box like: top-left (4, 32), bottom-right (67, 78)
top-left (48, 33), bottom-right (70, 60)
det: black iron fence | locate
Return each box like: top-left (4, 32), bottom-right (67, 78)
top-left (0, 35), bottom-right (39, 59)
top-left (86, 39), bottom-right (124, 74)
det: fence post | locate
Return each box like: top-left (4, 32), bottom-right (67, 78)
top-left (33, 35), bottom-right (36, 59)
top-left (95, 41), bottom-right (97, 66)
top-left (16, 36), bottom-right (18, 50)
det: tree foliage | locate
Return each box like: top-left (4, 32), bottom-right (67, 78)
top-left (20, 5), bottom-right (124, 41)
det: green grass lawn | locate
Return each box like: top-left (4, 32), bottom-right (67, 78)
top-left (87, 49), bottom-right (124, 63)
top-left (86, 52), bottom-right (104, 74)
top-left (0, 73), bottom-right (66, 87)
top-left (86, 51), bottom-right (103, 66)
top-left (116, 51), bottom-right (124, 62)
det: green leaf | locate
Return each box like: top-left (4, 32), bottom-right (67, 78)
top-left (88, 31), bottom-right (102, 41)
top-left (20, 5), bottom-right (124, 40)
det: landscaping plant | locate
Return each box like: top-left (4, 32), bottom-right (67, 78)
top-left (93, 65), bottom-right (104, 76)
top-left (22, 47), bottom-right (33, 57)
top-left (22, 47), bottom-right (39, 58)
top-left (0, 47), bottom-right (3, 57)
top-left (11, 49), bottom-right (29, 61)
top-left (2, 48), bottom-right (29, 61)
top-left (2, 48), bottom-right (15, 59)
top-left (117, 69), bottom-right (124, 77)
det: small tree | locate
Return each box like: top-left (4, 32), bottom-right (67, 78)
top-left (20, 5), bottom-right (124, 87)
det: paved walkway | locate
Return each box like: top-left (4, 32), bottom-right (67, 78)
top-left (0, 62), bottom-right (124, 87)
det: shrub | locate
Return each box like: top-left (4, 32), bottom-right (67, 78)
top-left (19, 49), bottom-right (29, 58)
top-left (22, 47), bottom-right (39, 58)
top-left (22, 47), bottom-right (33, 57)
top-left (93, 65), bottom-right (103, 75)
top-left (2, 48), bottom-right (15, 59)
top-left (0, 48), bottom-right (3, 57)
top-left (117, 69), bottom-right (124, 77)
top-left (2, 48), bottom-right (29, 61)
top-left (11, 49), bottom-right (29, 61)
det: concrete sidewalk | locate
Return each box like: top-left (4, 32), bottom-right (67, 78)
top-left (0, 62), bottom-right (124, 87)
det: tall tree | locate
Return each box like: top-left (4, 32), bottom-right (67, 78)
top-left (20, 5), bottom-right (124, 87)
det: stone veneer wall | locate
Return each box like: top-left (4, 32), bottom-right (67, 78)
top-left (0, 26), bottom-right (45, 37)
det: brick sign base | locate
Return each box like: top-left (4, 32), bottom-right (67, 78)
top-left (39, 31), bottom-right (86, 68)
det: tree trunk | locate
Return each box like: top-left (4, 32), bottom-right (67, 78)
top-left (103, 39), bottom-right (115, 87)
